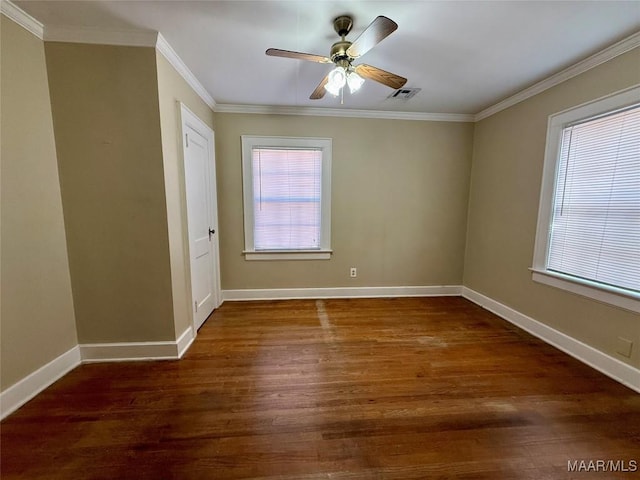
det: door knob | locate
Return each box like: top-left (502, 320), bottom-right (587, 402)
top-left (208, 228), bottom-right (215, 240)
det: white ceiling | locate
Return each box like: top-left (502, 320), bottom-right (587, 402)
top-left (14, 0), bottom-right (640, 115)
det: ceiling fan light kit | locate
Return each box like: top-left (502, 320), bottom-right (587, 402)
top-left (266, 14), bottom-right (407, 101)
top-left (324, 65), bottom-right (365, 96)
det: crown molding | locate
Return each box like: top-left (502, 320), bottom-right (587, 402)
top-left (475, 30), bottom-right (640, 121)
top-left (214, 104), bottom-right (475, 122)
top-left (12, 17), bottom-right (216, 111)
top-left (155, 33), bottom-right (216, 110)
top-left (44, 25), bottom-right (158, 47)
top-left (1, 0), bottom-right (44, 39)
top-left (4, 0), bottom-right (636, 124)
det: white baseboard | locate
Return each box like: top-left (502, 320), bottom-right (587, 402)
top-left (462, 287), bottom-right (640, 394)
top-left (0, 345), bottom-right (81, 420)
top-left (80, 327), bottom-right (195, 363)
top-left (177, 326), bottom-right (195, 358)
top-left (1, 327), bottom-right (196, 420)
top-left (223, 285), bottom-right (463, 301)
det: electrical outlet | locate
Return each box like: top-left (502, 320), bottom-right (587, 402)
top-left (616, 337), bottom-right (633, 358)
top-left (350, 267), bottom-right (357, 278)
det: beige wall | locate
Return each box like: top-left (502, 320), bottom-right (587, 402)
top-left (45, 42), bottom-right (175, 343)
top-left (1, 17), bottom-right (77, 389)
top-left (464, 48), bottom-right (640, 368)
top-left (155, 52), bottom-right (215, 337)
top-left (215, 113), bottom-right (474, 289)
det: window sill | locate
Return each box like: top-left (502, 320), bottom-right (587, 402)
top-left (530, 268), bottom-right (640, 313)
top-left (243, 250), bottom-right (332, 261)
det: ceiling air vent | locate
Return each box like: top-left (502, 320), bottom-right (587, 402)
top-left (388, 88), bottom-right (421, 100)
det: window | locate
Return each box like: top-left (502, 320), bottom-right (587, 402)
top-left (241, 136), bottom-right (332, 260)
top-left (532, 86), bottom-right (640, 313)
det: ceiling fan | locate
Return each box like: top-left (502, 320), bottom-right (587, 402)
top-left (266, 15), bottom-right (407, 100)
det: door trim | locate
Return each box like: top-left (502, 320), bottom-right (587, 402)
top-left (180, 103), bottom-right (221, 334)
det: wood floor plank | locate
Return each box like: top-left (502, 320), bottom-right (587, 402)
top-left (1, 297), bottom-right (638, 479)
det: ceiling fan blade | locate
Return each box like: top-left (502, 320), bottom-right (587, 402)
top-left (355, 64), bottom-right (407, 89)
top-left (346, 16), bottom-right (398, 58)
top-left (266, 48), bottom-right (332, 64)
top-left (310, 74), bottom-right (329, 99)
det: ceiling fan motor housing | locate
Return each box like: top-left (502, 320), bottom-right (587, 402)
top-left (330, 41), bottom-right (352, 63)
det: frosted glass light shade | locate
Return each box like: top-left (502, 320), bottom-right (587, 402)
top-left (347, 71), bottom-right (364, 93)
top-left (324, 67), bottom-right (346, 96)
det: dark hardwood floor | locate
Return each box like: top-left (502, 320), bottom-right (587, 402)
top-left (2, 297), bottom-right (639, 479)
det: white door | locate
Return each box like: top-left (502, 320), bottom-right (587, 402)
top-left (181, 105), bottom-right (220, 331)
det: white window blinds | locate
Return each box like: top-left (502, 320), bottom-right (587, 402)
top-left (547, 104), bottom-right (640, 294)
top-left (252, 147), bottom-right (322, 250)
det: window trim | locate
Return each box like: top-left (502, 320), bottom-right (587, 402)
top-left (531, 85), bottom-right (640, 313)
top-left (241, 135), bottom-right (332, 261)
